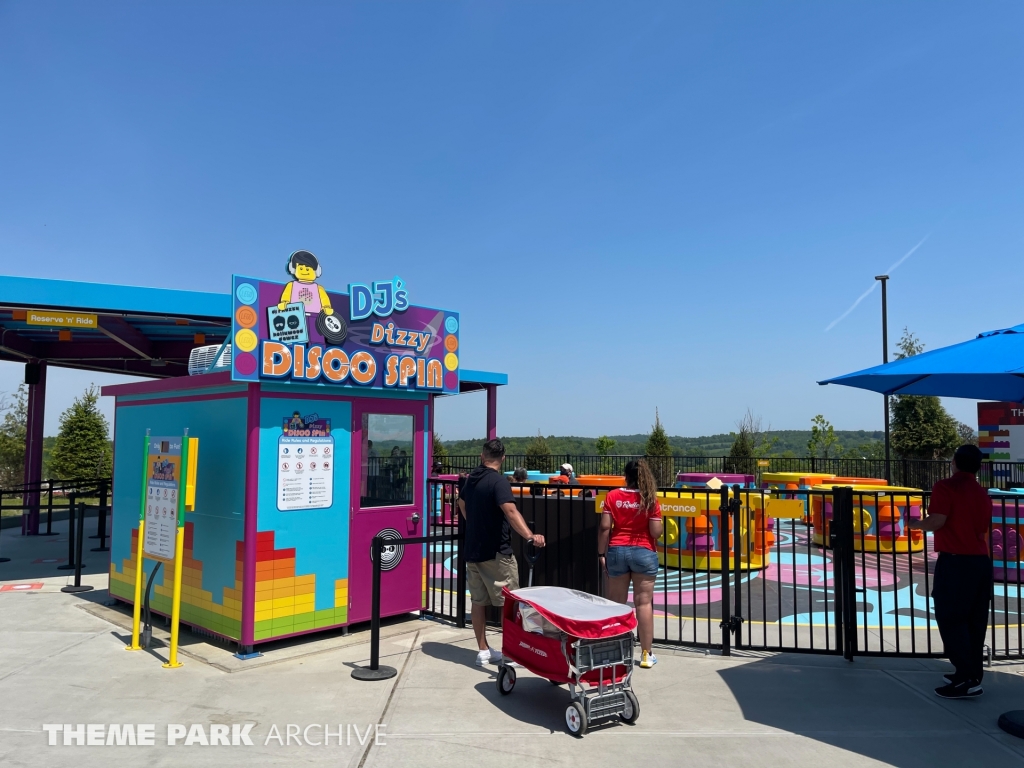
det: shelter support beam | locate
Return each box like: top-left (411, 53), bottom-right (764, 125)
top-left (97, 316), bottom-right (154, 359)
top-left (22, 361), bottom-right (46, 535)
top-left (486, 384), bottom-right (497, 441)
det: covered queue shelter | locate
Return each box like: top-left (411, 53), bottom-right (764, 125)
top-left (0, 261), bottom-right (505, 654)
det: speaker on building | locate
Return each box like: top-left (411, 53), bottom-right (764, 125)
top-left (24, 362), bottom-right (41, 386)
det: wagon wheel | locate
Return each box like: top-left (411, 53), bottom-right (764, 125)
top-left (565, 701), bottom-right (588, 737)
top-left (496, 665), bottom-right (516, 695)
top-left (549, 679), bottom-right (561, 686)
top-left (620, 690), bottom-right (640, 724)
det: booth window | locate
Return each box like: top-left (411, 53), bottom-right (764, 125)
top-left (361, 414), bottom-right (415, 507)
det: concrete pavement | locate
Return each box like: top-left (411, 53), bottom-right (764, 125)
top-left (3, 520), bottom-right (1024, 767)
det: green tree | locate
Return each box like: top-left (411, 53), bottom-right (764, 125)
top-left (644, 409), bottom-right (674, 485)
top-left (841, 441), bottom-right (886, 460)
top-left (525, 431), bottom-right (553, 472)
top-left (49, 385), bottom-right (112, 479)
top-left (807, 415), bottom-right (841, 459)
top-left (431, 432), bottom-right (448, 473)
top-left (595, 435), bottom-right (616, 474)
top-left (724, 428), bottom-right (753, 473)
top-left (0, 385), bottom-right (27, 487)
top-left (957, 422), bottom-right (977, 446)
top-left (889, 330), bottom-right (959, 460)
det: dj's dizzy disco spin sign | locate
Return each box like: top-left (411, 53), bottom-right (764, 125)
top-left (230, 251), bottom-right (460, 394)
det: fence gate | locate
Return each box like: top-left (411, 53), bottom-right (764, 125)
top-left (656, 485), bottom-right (1024, 661)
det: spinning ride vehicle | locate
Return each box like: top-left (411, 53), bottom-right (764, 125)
top-left (809, 484), bottom-right (925, 553)
top-left (990, 488), bottom-right (1024, 583)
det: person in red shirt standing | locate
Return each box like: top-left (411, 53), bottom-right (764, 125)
top-left (907, 444), bottom-right (992, 699)
top-left (598, 459), bottom-right (664, 669)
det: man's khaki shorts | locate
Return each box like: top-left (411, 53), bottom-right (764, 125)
top-left (466, 554), bottom-right (520, 606)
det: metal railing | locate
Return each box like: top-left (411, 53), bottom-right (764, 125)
top-left (423, 477), bottom-right (1024, 662)
top-left (435, 455), bottom-right (1024, 490)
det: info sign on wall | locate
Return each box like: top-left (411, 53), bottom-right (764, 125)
top-left (277, 412), bottom-right (335, 511)
top-left (143, 436), bottom-right (184, 561)
top-left (230, 250), bottom-right (460, 394)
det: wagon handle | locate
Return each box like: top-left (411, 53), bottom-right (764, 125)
top-left (525, 538), bottom-right (541, 565)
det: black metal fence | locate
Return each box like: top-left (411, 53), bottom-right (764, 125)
top-left (1, 477), bottom-right (112, 536)
top-left (436, 455), bottom-right (1024, 490)
top-left (424, 477), bottom-right (1024, 662)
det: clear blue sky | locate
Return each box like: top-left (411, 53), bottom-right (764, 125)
top-left (1, 2), bottom-right (1021, 440)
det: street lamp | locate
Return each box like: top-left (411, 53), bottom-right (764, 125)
top-left (875, 275), bottom-right (890, 482)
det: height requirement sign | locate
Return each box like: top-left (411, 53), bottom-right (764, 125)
top-left (229, 250), bottom-right (460, 394)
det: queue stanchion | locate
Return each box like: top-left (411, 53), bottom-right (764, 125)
top-left (0, 489), bottom-right (9, 564)
top-left (42, 480), bottom-right (57, 536)
top-left (62, 503), bottom-right (94, 593)
top-left (352, 536), bottom-right (398, 681)
top-left (58, 493), bottom-right (78, 570)
top-left (92, 481), bottom-right (110, 552)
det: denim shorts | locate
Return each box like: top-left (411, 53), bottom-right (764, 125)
top-left (605, 545), bottom-right (659, 577)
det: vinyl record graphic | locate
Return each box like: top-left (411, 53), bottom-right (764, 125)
top-left (372, 528), bottom-right (404, 571)
top-left (316, 311), bottom-right (348, 345)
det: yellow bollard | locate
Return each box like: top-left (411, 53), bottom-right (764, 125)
top-left (125, 520), bottom-right (146, 651)
top-left (162, 524), bottom-right (185, 669)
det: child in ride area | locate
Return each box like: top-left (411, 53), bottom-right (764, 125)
top-left (598, 459), bottom-right (664, 669)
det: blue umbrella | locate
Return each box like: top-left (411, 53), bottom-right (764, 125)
top-left (819, 323), bottom-right (1024, 401)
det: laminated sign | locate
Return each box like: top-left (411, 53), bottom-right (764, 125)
top-left (144, 437), bottom-right (182, 560)
top-left (278, 412), bottom-right (334, 511)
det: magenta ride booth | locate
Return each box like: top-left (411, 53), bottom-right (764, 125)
top-left (105, 252), bottom-right (502, 654)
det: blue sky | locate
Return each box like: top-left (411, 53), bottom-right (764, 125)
top-left (1, 2), bottom-right (1021, 440)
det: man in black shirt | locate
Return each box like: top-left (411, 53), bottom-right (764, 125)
top-left (458, 438), bottom-right (546, 666)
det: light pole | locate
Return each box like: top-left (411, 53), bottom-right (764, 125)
top-left (875, 275), bottom-right (890, 483)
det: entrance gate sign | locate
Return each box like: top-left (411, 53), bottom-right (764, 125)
top-left (230, 258), bottom-right (459, 394)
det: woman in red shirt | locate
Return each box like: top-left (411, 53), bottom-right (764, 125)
top-left (598, 459), bottom-right (664, 668)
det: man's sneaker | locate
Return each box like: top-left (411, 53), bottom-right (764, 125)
top-left (489, 648), bottom-right (503, 664)
top-left (475, 649), bottom-right (493, 666)
top-left (639, 650), bottom-right (658, 669)
top-left (935, 680), bottom-right (983, 699)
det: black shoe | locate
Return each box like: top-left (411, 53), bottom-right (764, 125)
top-left (935, 680), bottom-right (983, 699)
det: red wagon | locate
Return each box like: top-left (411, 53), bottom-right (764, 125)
top-left (496, 586), bottom-right (639, 736)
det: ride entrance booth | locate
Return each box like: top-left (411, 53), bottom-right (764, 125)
top-left (104, 254), bottom-right (505, 654)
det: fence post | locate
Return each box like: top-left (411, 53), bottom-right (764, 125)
top-left (830, 487), bottom-right (846, 656)
top-left (455, 498), bottom-right (467, 629)
top-left (831, 486), bottom-right (857, 661)
top-left (58, 493), bottom-right (78, 570)
top-left (732, 485), bottom-right (744, 649)
top-left (351, 536), bottom-right (398, 680)
top-left (719, 486), bottom-right (731, 656)
top-left (62, 502), bottom-right (94, 594)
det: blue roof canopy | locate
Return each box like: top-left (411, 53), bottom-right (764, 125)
top-left (819, 323), bottom-right (1024, 402)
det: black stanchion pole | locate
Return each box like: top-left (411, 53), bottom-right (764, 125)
top-left (63, 503), bottom-right (94, 593)
top-left (0, 489), bottom-right (10, 563)
top-left (58, 493), bottom-right (78, 570)
top-left (352, 536), bottom-right (398, 680)
top-left (92, 481), bottom-right (109, 552)
top-left (42, 480), bottom-right (57, 536)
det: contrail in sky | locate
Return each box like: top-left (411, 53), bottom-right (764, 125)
top-left (824, 235), bottom-right (930, 332)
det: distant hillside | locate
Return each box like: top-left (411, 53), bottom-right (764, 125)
top-left (441, 431), bottom-right (885, 458)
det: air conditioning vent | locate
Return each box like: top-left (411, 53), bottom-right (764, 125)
top-left (188, 344), bottom-right (232, 376)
